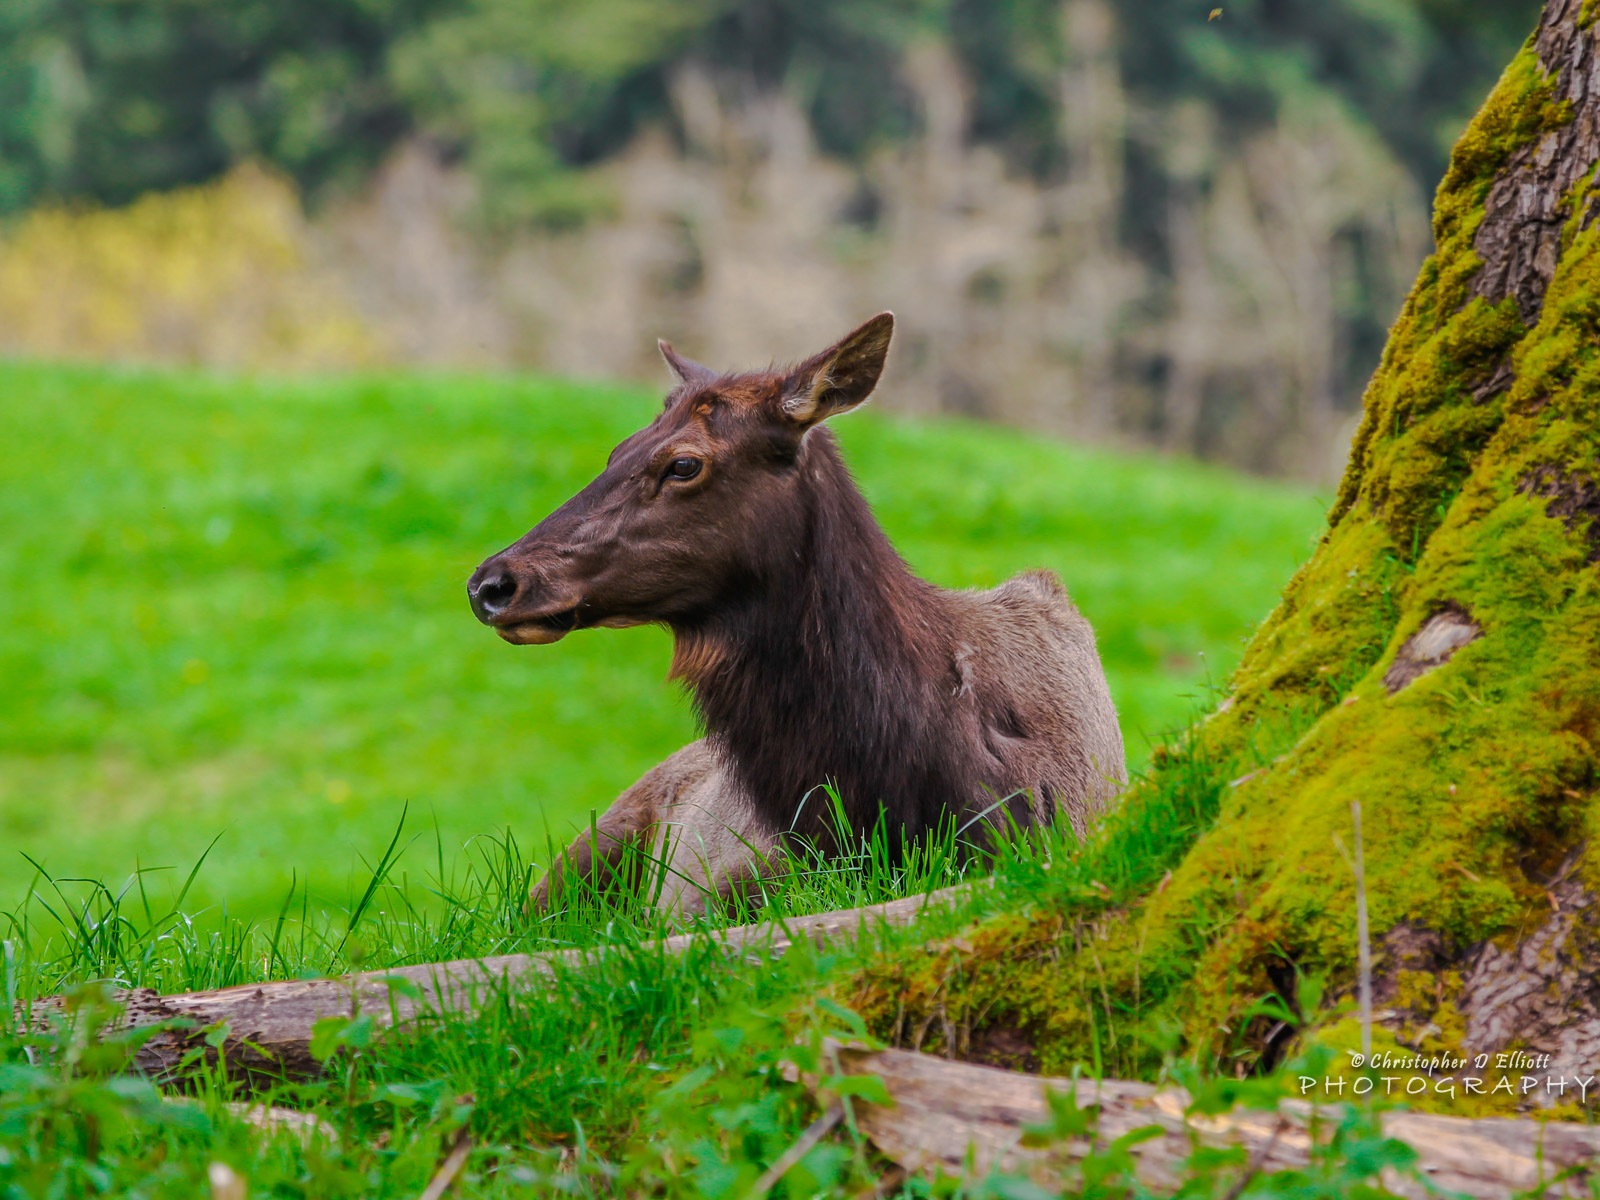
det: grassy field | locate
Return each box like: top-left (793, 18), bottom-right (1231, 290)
top-left (2, 721), bottom-right (1411, 1198)
top-left (0, 361), bottom-right (1324, 918)
top-left (2, 364), bottom-right (1462, 1198)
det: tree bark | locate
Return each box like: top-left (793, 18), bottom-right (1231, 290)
top-left (1471, 0), bottom-right (1600, 323)
top-left (846, 0), bottom-right (1600, 1101)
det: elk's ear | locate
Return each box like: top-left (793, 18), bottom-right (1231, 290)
top-left (780, 312), bottom-right (894, 426)
top-left (658, 339), bottom-right (715, 389)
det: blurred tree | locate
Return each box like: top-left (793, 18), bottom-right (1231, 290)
top-left (940, 0), bottom-right (1542, 191)
top-left (388, 0), bottom-right (725, 227)
top-left (387, 0), bottom-right (944, 227)
top-left (0, 0), bottom-right (1541, 220)
top-left (0, 0), bottom-right (448, 215)
top-left (0, 0), bottom-right (1547, 478)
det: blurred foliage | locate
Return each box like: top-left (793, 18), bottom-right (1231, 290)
top-left (0, 0), bottom-right (446, 214)
top-left (0, 163), bottom-right (381, 367)
top-left (0, 0), bottom-right (1540, 224)
top-left (387, 0), bottom-right (729, 227)
top-left (1114, 0), bottom-right (1540, 169)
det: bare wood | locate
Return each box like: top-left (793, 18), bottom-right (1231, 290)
top-left (749, 1103), bottom-right (845, 1198)
top-left (222, 1102), bottom-right (338, 1143)
top-left (821, 1044), bottom-right (1600, 1199)
top-left (418, 1131), bottom-right (473, 1200)
top-left (21, 889), bottom-right (968, 1083)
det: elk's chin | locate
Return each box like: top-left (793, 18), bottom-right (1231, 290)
top-left (496, 621), bottom-right (570, 646)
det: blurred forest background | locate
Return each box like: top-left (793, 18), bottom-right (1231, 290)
top-left (0, 0), bottom-right (1539, 477)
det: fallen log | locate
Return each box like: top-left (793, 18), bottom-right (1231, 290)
top-left (820, 1043), bottom-right (1600, 1199)
top-left (20, 889), bottom-right (966, 1083)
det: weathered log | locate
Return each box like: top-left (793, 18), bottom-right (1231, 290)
top-left (22, 889), bottom-right (965, 1084)
top-left (821, 1043), bottom-right (1600, 1199)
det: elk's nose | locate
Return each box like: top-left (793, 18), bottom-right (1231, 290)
top-left (468, 567), bottom-right (518, 624)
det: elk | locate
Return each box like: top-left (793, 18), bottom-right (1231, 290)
top-left (467, 314), bottom-right (1126, 913)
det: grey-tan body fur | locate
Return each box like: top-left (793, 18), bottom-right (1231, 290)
top-left (533, 569), bottom-right (1124, 916)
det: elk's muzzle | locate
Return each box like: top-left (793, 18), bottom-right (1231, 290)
top-left (466, 553), bottom-right (584, 645)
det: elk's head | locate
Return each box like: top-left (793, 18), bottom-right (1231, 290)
top-left (467, 313), bottom-right (894, 645)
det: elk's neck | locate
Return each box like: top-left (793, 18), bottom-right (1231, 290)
top-left (671, 431), bottom-right (954, 842)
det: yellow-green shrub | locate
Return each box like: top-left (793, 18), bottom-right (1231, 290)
top-left (0, 165), bottom-right (381, 370)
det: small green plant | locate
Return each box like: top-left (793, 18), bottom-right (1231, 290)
top-left (2, 984), bottom-right (209, 1195)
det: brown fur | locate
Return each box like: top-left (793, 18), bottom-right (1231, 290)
top-left (470, 314), bottom-right (1126, 914)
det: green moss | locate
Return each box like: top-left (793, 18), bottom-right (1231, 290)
top-left (850, 6), bottom-right (1600, 1106)
top-left (1337, 35), bottom-right (1563, 533)
top-left (1218, 518), bottom-right (1400, 724)
top-left (1247, 35), bottom-right (1569, 729)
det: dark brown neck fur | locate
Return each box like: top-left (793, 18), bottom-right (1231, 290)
top-left (671, 429), bottom-right (984, 846)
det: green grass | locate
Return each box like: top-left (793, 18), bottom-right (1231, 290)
top-left (0, 364), bottom-right (1536, 1197)
top-left (1, 755), bottom-right (1432, 1199)
top-left (0, 360), bottom-right (1324, 918)
top-left (5, 821), bottom-right (1012, 1197)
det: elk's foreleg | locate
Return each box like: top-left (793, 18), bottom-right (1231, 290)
top-left (525, 777), bottom-right (659, 915)
top-left (527, 740), bottom-right (780, 917)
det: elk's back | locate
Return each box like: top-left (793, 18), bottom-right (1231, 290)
top-left (954, 568), bottom-right (1127, 833)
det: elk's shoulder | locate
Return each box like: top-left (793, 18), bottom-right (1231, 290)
top-left (997, 568), bottom-right (1069, 604)
top-left (986, 569), bottom-right (1087, 626)
top-left (937, 569), bottom-right (1095, 668)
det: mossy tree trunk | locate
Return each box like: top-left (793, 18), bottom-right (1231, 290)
top-left (853, 0), bottom-right (1600, 1107)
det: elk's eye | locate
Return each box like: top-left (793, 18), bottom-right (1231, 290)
top-left (666, 456), bottom-right (703, 481)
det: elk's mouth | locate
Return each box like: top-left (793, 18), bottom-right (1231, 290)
top-left (496, 606), bottom-right (583, 645)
